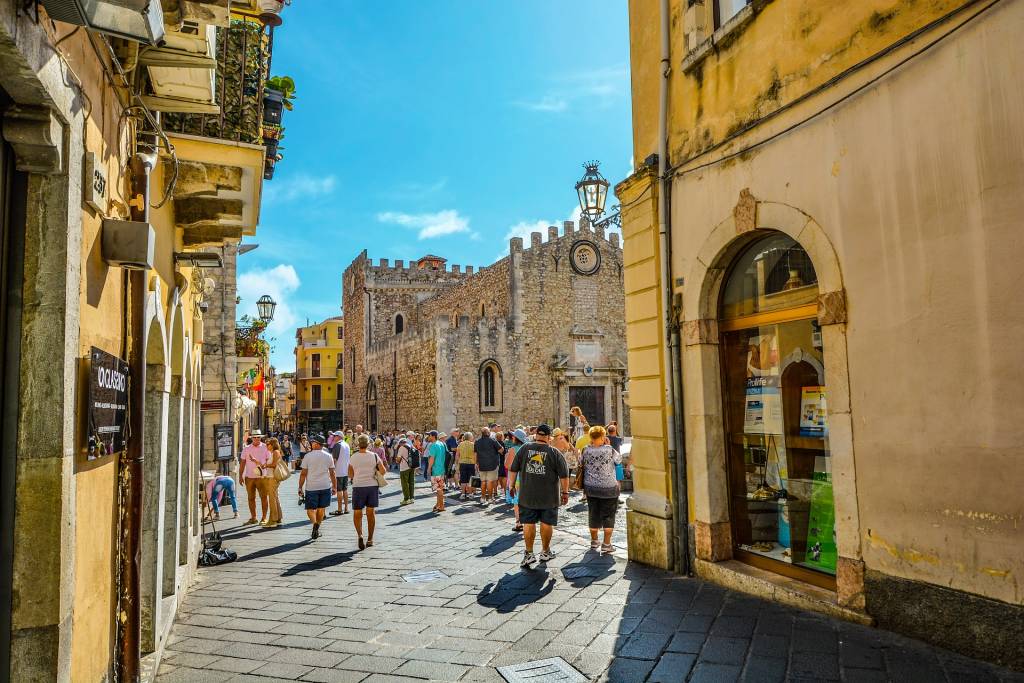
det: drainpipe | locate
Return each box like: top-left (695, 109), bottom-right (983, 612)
top-left (119, 146), bottom-right (155, 682)
top-left (657, 0), bottom-right (690, 576)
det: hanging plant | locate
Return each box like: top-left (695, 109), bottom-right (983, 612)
top-left (265, 75), bottom-right (297, 110)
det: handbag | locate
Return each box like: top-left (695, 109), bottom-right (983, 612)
top-left (573, 451), bottom-right (586, 491)
top-left (375, 469), bottom-right (388, 488)
top-left (470, 475), bottom-right (482, 489)
top-left (274, 458), bottom-right (291, 481)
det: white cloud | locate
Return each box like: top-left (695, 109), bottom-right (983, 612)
top-left (504, 219), bottom-right (552, 243)
top-left (514, 95), bottom-right (569, 113)
top-left (263, 174), bottom-right (337, 202)
top-left (237, 264), bottom-right (301, 354)
top-left (514, 63), bottom-right (629, 114)
top-left (377, 209), bottom-right (470, 239)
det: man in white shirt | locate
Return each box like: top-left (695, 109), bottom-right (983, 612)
top-left (396, 432), bottom-right (417, 506)
top-left (298, 434), bottom-right (337, 540)
top-left (329, 430), bottom-right (352, 516)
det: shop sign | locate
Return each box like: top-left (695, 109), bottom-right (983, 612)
top-left (87, 347), bottom-right (128, 460)
top-left (214, 423), bottom-right (235, 461)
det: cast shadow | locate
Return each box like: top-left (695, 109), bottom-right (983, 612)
top-left (281, 550), bottom-right (358, 576)
top-left (477, 568), bottom-right (556, 613)
top-left (235, 539), bottom-right (312, 563)
top-left (477, 533), bottom-right (520, 557)
top-left (560, 554), bottom-right (618, 588)
top-left (386, 511), bottom-right (438, 526)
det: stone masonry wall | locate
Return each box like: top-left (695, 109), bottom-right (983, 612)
top-left (364, 329), bottom-right (438, 431)
top-left (419, 259), bottom-right (512, 326)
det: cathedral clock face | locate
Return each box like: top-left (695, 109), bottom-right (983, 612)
top-left (570, 240), bottom-right (601, 275)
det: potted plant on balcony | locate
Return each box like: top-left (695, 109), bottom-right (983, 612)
top-left (263, 75), bottom-right (295, 126)
top-left (262, 124), bottom-right (283, 159)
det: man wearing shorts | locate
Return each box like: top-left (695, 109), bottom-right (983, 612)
top-left (457, 432), bottom-right (476, 500)
top-left (474, 427), bottom-right (504, 507)
top-left (509, 424), bottom-right (569, 569)
top-left (426, 431), bottom-right (448, 513)
top-left (330, 431), bottom-right (351, 516)
top-left (298, 434), bottom-right (337, 540)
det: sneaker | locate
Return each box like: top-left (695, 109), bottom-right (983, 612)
top-left (590, 539), bottom-right (600, 550)
top-left (311, 524), bottom-right (321, 540)
top-left (400, 499), bottom-right (412, 506)
top-left (600, 543), bottom-right (615, 555)
top-left (538, 549), bottom-right (556, 562)
top-left (521, 552), bottom-right (538, 569)
top-left (478, 499), bottom-right (487, 507)
top-left (459, 493), bottom-right (467, 501)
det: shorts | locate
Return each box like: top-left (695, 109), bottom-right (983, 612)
top-left (587, 496), bottom-right (618, 529)
top-left (459, 463), bottom-right (476, 484)
top-left (479, 469), bottom-right (498, 483)
top-left (499, 463), bottom-right (507, 478)
top-left (337, 476), bottom-right (349, 491)
top-left (519, 506), bottom-right (558, 526)
top-left (352, 486), bottom-right (380, 510)
top-left (304, 488), bottom-right (331, 510)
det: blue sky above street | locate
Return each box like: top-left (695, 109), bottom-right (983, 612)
top-left (236, 2), bottom-right (633, 370)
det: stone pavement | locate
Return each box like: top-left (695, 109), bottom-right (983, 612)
top-left (157, 475), bottom-right (1021, 683)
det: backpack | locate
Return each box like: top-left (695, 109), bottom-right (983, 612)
top-left (402, 443), bottom-right (420, 469)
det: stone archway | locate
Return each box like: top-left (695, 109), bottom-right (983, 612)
top-left (140, 293), bottom-right (168, 653)
top-left (680, 191), bottom-right (864, 608)
top-left (161, 303), bottom-right (185, 599)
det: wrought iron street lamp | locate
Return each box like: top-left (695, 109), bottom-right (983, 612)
top-left (575, 161), bottom-right (621, 229)
top-left (257, 294), bottom-right (277, 323)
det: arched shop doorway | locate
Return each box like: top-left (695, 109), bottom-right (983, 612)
top-left (718, 232), bottom-right (835, 589)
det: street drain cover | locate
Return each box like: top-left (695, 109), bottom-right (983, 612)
top-left (497, 657), bottom-right (587, 683)
top-left (401, 569), bottom-right (448, 583)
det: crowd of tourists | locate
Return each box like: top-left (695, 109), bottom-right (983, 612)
top-left (205, 411), bottom-right (627, 569)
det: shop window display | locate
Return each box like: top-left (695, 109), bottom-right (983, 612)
top-left (719, 233), bottom-right (836, 586)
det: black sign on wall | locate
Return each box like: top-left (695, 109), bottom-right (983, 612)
top-left (88, 347), bottom-right (129, 460)
top-left (214, 423), bottom-right (235, 461)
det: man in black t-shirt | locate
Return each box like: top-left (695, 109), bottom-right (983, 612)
top-left (474, 427), bottom-right (504, 507)
top-left (508, 424), bottom-right (569, 569)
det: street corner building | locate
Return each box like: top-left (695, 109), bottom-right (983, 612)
top-left (0, 0), bottom-right (291, 679)
top-left (618, 0), bottom-right (1024, 670)
top-left (341, 221), bottom-right (630, 432)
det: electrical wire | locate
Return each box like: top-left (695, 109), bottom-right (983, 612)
top-left (666, 0), bottom-right (1000, 180)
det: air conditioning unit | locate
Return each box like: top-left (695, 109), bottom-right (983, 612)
top-left (40, 0), bottom-right (165, 44)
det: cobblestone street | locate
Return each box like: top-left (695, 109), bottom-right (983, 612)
top-left (156, 476), bottom-right (1021, 683)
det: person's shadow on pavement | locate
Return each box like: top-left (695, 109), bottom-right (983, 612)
top-left (478, 568), bottom-right (556, 613)
top-left (281, 550), bottom-right (357, 576)
top-left (560, 554), bottom-right (617, 588)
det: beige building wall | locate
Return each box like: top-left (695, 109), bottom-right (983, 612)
top-left (622, 0), bottom-right (1023, 668)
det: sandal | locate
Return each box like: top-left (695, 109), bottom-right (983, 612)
top-left (358, 536), bottom-right (365, 550)
top-left (514, 523), bottom-right (523, 532)
top-left (329, 510), bottom-right (343, 516)
top-left (366, 540), bottom-right (374, 547)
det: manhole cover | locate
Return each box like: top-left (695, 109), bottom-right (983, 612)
top-left (402, 569), bottom-right (448, 583)
top-left (497, 657), bottom-right (587, 683)
top-left (561, 566), bottom-right (600, 580)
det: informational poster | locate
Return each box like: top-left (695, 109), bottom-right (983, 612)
top-left (214, 423), bottom-right (235, 461)
top-left (803, 461), bottom-right (837, 573)
top-left (799, 386), bottom-right (828, 438)
top-left (743, 376), bottom-right (784, 435)
top-left (87, 347), bottom-right (129, 460)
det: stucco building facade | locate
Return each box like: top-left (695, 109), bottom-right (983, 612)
top-left (342, 221), bottom-right (628, 433)
top-left (294, 316), bottom-right (345, 434)
top-left (620, 0), bottom-right (1023, 668)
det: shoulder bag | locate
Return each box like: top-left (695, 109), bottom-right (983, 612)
top-left (374, 455), bottom-right (388, 488)
top-left (573, 447), bottom-right (586, 491)
top-left (274, 457), bottom-right (291, 482)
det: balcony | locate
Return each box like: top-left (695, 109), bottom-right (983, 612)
top-left (294, 368), bottom-right (323, 380)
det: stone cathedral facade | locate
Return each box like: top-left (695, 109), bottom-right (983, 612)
top-left (341, 218), bottom-right (629, 433)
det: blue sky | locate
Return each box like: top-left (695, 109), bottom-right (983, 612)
top-left (236, 2), bottom-right (633, 370)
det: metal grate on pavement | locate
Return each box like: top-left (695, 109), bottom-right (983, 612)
top-left (497, 657), bottom-right (588, 683)
top-left (401, 569), bottom-right (449, 583)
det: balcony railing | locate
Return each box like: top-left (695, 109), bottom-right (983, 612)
top-left (162, 18), bottom-right (272, 145)
top-left (295, 368), bottom-right (322, 380)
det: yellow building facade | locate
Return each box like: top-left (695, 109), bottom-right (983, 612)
top-left (621, 0), bottom-right (1022, 668)
top-left (0, 1), bottom-right (288, 679)
top-left (294, 316), bottom-right (345, 434)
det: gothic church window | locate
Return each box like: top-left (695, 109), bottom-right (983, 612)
top-left (479, 360), bottom-right (502, 412)
top-left (395, 313), bottom-right (405, 335)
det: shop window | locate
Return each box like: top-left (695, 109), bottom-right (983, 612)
top-left (479, 360), bottom-right (502, 412)
top-left (719, 233), bottom-right (835, 587)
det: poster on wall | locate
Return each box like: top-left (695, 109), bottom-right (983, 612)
top-left (87, 347), bottom-right (129, 460)
top-left (214, 423), bottom-right (235, 461)
top-left (799, 386), bottom-right (828, 438)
